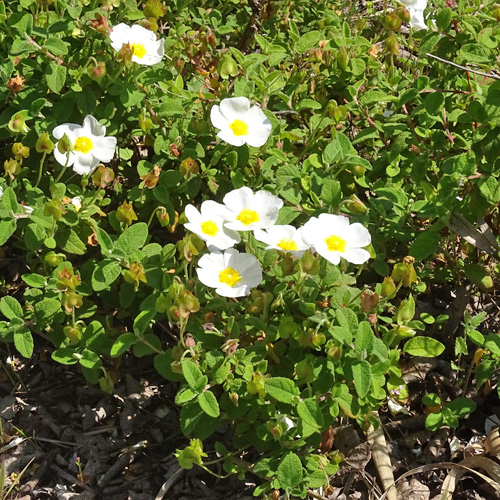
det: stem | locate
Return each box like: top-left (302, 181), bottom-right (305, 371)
top-left (54, 152), bottom-right (71, 184)
top-left (147, 206), bottom-right (166, 227)
top-left (35, 151), bottom-right (47, 188)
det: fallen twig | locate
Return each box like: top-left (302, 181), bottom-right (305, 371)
top-left (426, 53), bottom-right (500, 81)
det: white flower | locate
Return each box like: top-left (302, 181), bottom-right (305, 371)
top-left (221, 187), bottom-right (283, 232)
top-left (408, 6), bottom-right (427, 29)
top-left (52, 115), bottom-right (117, 176)
top-left (71, 196), bottom-right (82, 212)
top-left (254, 225), bottom-right (310, 258)
top-left (196, 248), bottom-right (263, 298)
top-left (184, 201), bottom-right (241, 251)
top-left (22, 205), bottom-right (33, 216)
top-left (0, 186), bottom-right (3, 199)
top-left (210, 97), bottom-right (272, 147)
top-left (109, 23), bottom-right (165, 66)
top-left (302, 214), bottom-right (371, 265)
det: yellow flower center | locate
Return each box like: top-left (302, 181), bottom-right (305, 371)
top-left (325, 235), bottom-right (347, 253)
top-left (73, 136), bottom-right (94, 154)
top-left (200, 220), bottom-right (219, 237)
top-left (131, 42), bottom-right (147, 59)
top-left (236, 209), bottom-right (259, 226)
top-left (229, 119), bottom-right (248, 136)
top-left (219, 267), bottom-right (242, 287)
top-left (277, 238), bottom-right (298, 251)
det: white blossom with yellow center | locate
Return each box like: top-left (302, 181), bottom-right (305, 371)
top-left (196, 248), bottom-right (263, 298)
top-left (254, 225), bottom-right (310, 258)
top-left (210, 97), bottom-right (272, 147)
top-left (52, 116), bottom-right (117, 176)
top-left (109, 23), bottom-right (165, 65)
top-left (71, 196), bottom-right (82, 212)
top-left (184, 201), bottom-right (240, 251)
top-left (221, 187), bottom-right (283, 232)
top-left (302, 214), bottom-right (371, 265)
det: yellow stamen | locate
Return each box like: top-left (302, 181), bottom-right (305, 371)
top-left (277, 238), bottom-right (298, 251)
top-left (74, 137), bottom-right (93, 154)
top-left (236, 209), bottom-right (259, 226)
top-left (219, 267), bottom-right (242, 287)
top-left (229, 119), bottom-right (248, 136)
top-left (131, 42), bottom-right (147, 59)
top-left (325, 235), bottom-right (347, 253)
top-left (200, 220), bottom-right (219, 237)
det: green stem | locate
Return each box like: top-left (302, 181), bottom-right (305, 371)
top-left (35, 152), bottom-right (47, 188)
top-left (147, 206), bottom-right (166, 227)
top-left (54, 152), bottom-right (71, 184)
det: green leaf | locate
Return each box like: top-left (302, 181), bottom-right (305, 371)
top-left (55, 229), bottom-right (86, 255)
top-left (0, 219), bottom-right (16, 246)
top-left (1, 187), bottom-right (21, 213)
top-left (354, 322), bottom-right (374, 355)
top-left (52, 347), bottom-right (78, 365)
top-left (296, 98), bottom-right (322, 111)
top-left (485, 334), bottom-right (500, 357)
top-left (22, 273), bottom-right (47, 288)
top-left (447, 397), bottom-right (477, 418)
top-left (116, 222), bottom-right (148, 255)
top-left (436, 7), bottom-right (452, 31)
top-left (92, 259), bottom-right (121, 292)
top-left (323, 132), bottom-right (356, 164)
top-left (96, 227), bottom-right (114, 255)
top-left (295, 31), bottom-right (320, 54)
top-left (404, 337), bottom-right (445, 357)
top-left (132, 333), bottom-right (161, 357)
top-left (320, 179), bottom-right (341, 207)
top-left (264, 377), bottom-right (299, 403)
top-left (182, 359), bottom-right (207, 392)
top-left (0, 296), bottom-right (23, 319)
top-left (43, 37), bottom-right (69, 55)
top-left (478, 177), bottom-right (500, 205)
top-left (14, 328), bottom-right (33, 358)
top-left (198, 391), bottom-right (220, 418)
top-left (465, 263), bottom-right (493, 289)
top-left (352, 360), bottom-right (372, 399)
top-left (158, 99), bottom-right (185, 116)
top-left (79, 349), bottom-right (102, 369)
top-left (110, 333), bottom-right (138, 357)
top-left (34, 298), bottom-right (61, 323)
top-left (425, 411), bottom-right (444, 431)
top-left (410, 231), bottom-right (441, 261)
top-left (297, 399), bottom-right (324, 437)
top-left (277, 452), bottom-right (303, 492)
top-left (45, 63), bottom-right (67, 93)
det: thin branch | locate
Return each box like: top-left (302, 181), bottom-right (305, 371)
top-left (426, 53), bottom-right (500, 81)
top-left (24, 33), bottom-right (67, 66)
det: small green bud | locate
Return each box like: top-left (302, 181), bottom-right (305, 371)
top-left (36, 132), bottom-right (55, 154)
top-left (12, 143), bottom-right (30, 160)
top-left (391, 256), bottom-right (417, 287)
top-left (4, 158), bottom-right (20, 178)
top-left (57, 133), bottom-right (73, 154)
top-left (8, 112), bottom-right (28, 134)
top-left (116, 200), bottom-right (138, 226)
top-left (45, 251), bottom-right (65, 267)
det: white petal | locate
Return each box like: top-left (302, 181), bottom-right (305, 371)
top-left (223, 187), bottom-right (254, 214)
top-left (219, 97), bottom-right (251, 121)
top-left (92, 137), bottom-right (117, 163)
top-left (185, 204), bottom-right (202, 224)
top-left (210, 105), bottom-right (228, 131)
top-left (200, 200), bottom-right (232, 220)
top-left (217, 129), bottom-right (246, 146)
top-left (254, 228), bottom-right (273, 246)
top-left (82, 115), bottom-right (106, 137)
top-left (130, 24), bottom-right (158, 43)
top-left (301, 217), bottom-right (320, 246)
top-left (317, 213), bottom-right (350, 234)
top-left (346, 223), bottom-right (371, 248)
top-left (342, 248), bottom-right (371, 265)
top-left (72, 153), bottom-right (99, 176)
top-left (52, 123), bottom-right (80, 140)
top-left (216, 284), bottom-right (249, 298)
top-left (53, 148), bottom-right (75, 168)
top-left (109, 23), bottom-right (131, 51)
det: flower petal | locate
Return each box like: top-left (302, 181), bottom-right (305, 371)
top-left (82, 115), bottom-right (106, 137)
top-left (109, 23), bottom-right (131, 51)
top-left (53, 148), bottom-right (75, 167)
top-left (219, 97), bottom-right (251, 121)
top-left (342, 248), bottom-right (371, 265)
top-left (72, 153), bottom-right (99, 176)
top-left (52, 123), bottom-right (79, 141)
top-left (217, 129), bottom-right (246, 146)
top-left (210, 105), bottom-right (228, 131)
top-left (92, 136), bottom-right (117, 163)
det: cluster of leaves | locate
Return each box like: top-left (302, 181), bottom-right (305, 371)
top-left (1, 0), bottom-right (500, 496)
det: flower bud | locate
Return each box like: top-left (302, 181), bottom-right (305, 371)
top-left (12, 143), bottom-right (29, 160)
top-left (179, 158), bottom-right (199, 179)
top-left (116, 200), bottom-right (138, 226)
top-left (45, 251), bottom-right (64, 267)
top-left (123, 262), bottom-right (147, 291)
top-left (99, 372), bottom-right (114, 394)
top-left (8, 112), bottom-right (28, 134)
top-left (295, 358), bottom-right (314, 383)
top-left (63, 325), bottom-right (82, 344)
top-left (143, 0), bottom-right (166, 18)
top-left (298, 250), bottom-right (319, 275)
top-left (4, 158), bottom-right (20, 178)
top-left (57, 133), bottom-right (73, 154)
top-left (6, 75), bottom-right (26, 94)
top-left (385, 34), bottom-right (399, 56)
top-left (391, 256), bottom-right (417, 287)
top-left (360, 291), bottom-right (379, 313)
top-left (92, 165), bottom-right (114, 188)
top-left (139, 113), bottom-right (153, 132)
top-left (345, 194), bottom-right (368, 214)
top-left (87, 61), bottom-right (106, 83)
top-left (229, 392), bottom-right (239, 406)
top-left (384, 12), bottom-right (402, 30)
top-left (335, 47), bottom-right (349, 70)
top-left (381, 276), bottom-right (397, 297)
top-left (493, 6), bottom-right (500, 20)
top-left (62, 291), bottom-right (83, 312)
top-left (36, 132), bottom-right (55, 154)
top-left (157, 210), bottom-right (170, 227)
top-left (185, 334), bottom-right (196, 348)
top-left (396, 6), bottom-right (411, 23)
